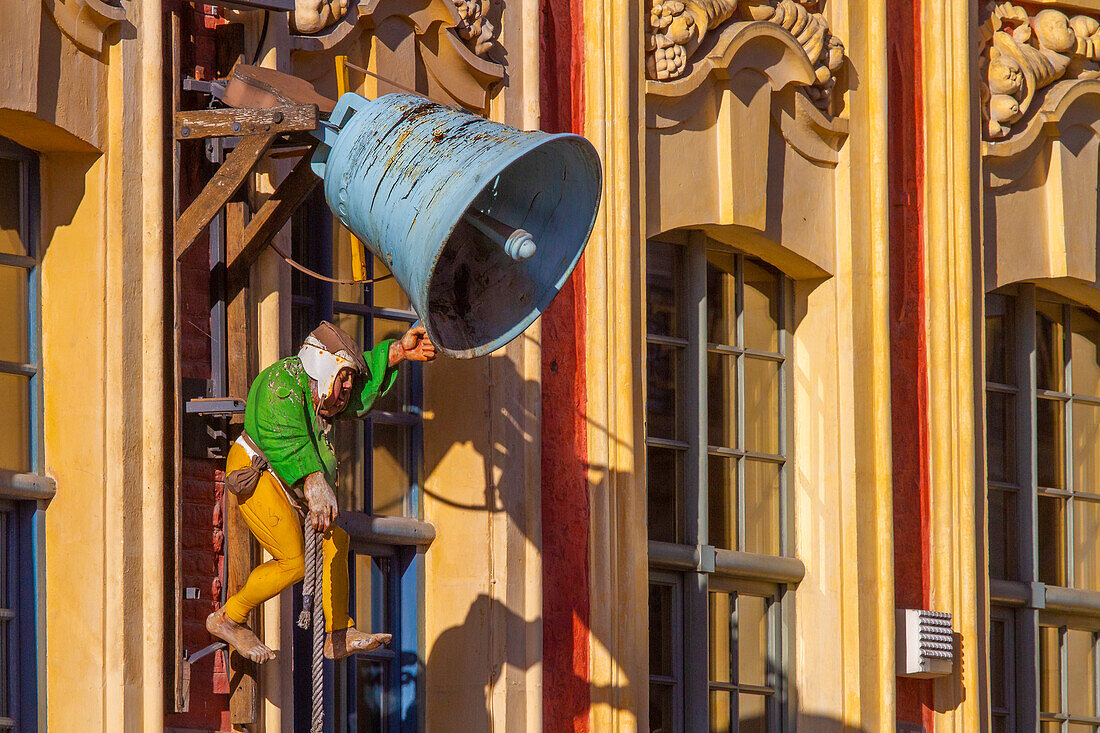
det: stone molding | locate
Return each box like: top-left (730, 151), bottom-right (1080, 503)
top-left (980, 1), bottom-right (1100, 139)
top-left (43, 0), bottom-right (126, 55)
top-left (646, 0), bottom-right (845, 111)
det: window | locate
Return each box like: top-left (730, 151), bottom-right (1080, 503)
top-left (290, 196), bottom-right (425, 731)
top-left (986, 286), bottom-right (1100, 731)
top-left (0, 137), bottom-right (41, 731)
top-left (646, 235), bottom-right (794, 732)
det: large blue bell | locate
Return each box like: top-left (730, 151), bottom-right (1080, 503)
top-left (311, 92), bottom-right (602, 359)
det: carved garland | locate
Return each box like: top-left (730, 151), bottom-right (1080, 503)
top-left (646, 0), bottom-right (845, 109)
top-left (284, 0), bottom-right (497, 57)
top-left (981, 2), bottom-right (1100, 139)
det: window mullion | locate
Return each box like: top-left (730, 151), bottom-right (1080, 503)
top-left (1017, 285), bottom-right (1042, 730)
top-left (1064, 304), bottom-right (1075, 589)
top-left (735, 254), bottom-right (746, 553)
top-left (687, 233), bottom-right (707, 548)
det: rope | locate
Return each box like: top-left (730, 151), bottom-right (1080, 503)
top-left (269, 240), bottom-right (395, 287)
top-left (310, 535), bottom-right (325, 733)
top-left (296, 524), bottom-right (326, 733)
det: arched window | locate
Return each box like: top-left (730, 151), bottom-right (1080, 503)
top-left (986, 286), bottom-right (1100, 731)
top-left (646, 233), bottom-right (795, 732)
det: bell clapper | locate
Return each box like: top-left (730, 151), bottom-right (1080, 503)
top-left (465, 208), bottom-right (537, 260)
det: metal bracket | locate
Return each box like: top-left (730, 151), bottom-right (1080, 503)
top-left (186, 397), bottom-right (247, 415)
top-left (183, 77), bottom-right (228, 100)
top-left (178, 641), bottom-right (229, 713)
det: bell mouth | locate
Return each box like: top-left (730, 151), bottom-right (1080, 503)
top-left (424, 135), bottom-right (602, 358)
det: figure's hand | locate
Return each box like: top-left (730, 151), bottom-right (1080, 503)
top-left (389, 325), bottom-right (437, 365)
top-left (303, 471), bottom-right (338, 532)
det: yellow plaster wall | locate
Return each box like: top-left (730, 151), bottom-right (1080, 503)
top-left (38, 150), bottom-right (109, 732)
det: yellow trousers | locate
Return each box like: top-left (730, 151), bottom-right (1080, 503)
top-left (223, 443), bottom-right (353, 633)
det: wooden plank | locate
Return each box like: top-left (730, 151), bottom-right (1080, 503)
top-left (227, 145), bottom-right (320, 295)
top-left (169, 4), bottom-right (187, 714)
top-left (225, 201), bottom-right (259, 724)
top-left (174, 133), bottom-right (275, 261)
top-left (174, 104), bottom-right (318, 140)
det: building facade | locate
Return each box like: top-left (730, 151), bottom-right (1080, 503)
top-left (2, 0), bottom-right (1099, 731)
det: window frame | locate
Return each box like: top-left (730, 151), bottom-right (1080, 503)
top-left (986, 284), bottom-right (1100, 731)
top-left (290, 193), bottom-right (426, 733)
top-left (0, 136), bottom-right (43, 733)
top-left (645, 232), bottom-right (799, 733)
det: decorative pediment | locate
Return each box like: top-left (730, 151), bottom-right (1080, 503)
top-left (645, 18), bottom-right (847, 277)
top-left (647, 0), bottom-right (845, 113)
top-left (983, 78), bottom-right (1100, 292)
top-left (43, 0), bottom-right (126, 55)
top-left (281, 0), bottom-right (503, 112)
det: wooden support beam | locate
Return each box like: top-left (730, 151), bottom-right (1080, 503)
top-left (227, 144), bottom-right (320, 294)
top-left (225, 202), bottom-right (260, 725)
top-left (174, 104), bottom-right (318, 140)
top-left (174, 133), bottom-right (275, 261)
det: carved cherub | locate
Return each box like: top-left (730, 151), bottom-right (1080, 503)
top-left (291, 0), bottom-right (349, 35)
top-left (455, 0), bottom-right (495, 56)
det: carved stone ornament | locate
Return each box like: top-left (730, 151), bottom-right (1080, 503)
top-left (980, 1), bottom-right (1100, 139)
top-left (43, 0), bottom-right (127, 55)
top-left (646, 0), bottom-right (845, 110)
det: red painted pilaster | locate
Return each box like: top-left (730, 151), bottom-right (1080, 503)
top-left (539, 0), bottom-right (591, 729)
top-left (887, 0), bottom-right (934, 729)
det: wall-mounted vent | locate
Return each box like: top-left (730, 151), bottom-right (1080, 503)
top-left (896, 609), bottom-right (954, 678)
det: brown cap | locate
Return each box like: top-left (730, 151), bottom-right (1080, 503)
top-left (308, 321), bottom-right (368, 373)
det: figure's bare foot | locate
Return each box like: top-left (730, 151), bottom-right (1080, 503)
top-left (206, 607), bottom-right (276, 663)
top-left (324, 628), bottom-right (393, 660)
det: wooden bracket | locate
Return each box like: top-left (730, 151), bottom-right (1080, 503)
top-left (174, 133), bottom-right (276, 261)
top-left (174, 104), bottom-right (318, 140)
top-left (227, 143), bottom-right (321, 295)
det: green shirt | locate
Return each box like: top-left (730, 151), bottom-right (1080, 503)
top-left (243, 339), bottom-right (399, 488)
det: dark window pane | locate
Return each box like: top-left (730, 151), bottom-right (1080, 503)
top-left (707, 353), bottom-right (736, 449)
top-left (744, 358), bottom-right (780, 456)
top-left (649, 583), bottom-right (674, 677)
top-left (707, 250), bottom-right (737, 347)
top-left (986, 293), bottom-right (1013, 385)
top-left (1073, 308), bottom-right (1100, 398)
top-left (708, 591), bottom-right (732, 684)
top-left (1037, 302), bottom-right (1065, 392)
top-left (742, 259), bottom-right (780, 354)
top-left (988, 489), bottom-right (1017, 581)
top-left (990, 619), bottom-right (1007, 709)
top-left (1037, 398), bottom-right (1065, 490)
top-left (739, 692), bottom-right (768, 732)
top-left (737, 595), bottom-right (768, 687)
top-left (650, 683), bottom-right (674, 733)
top-left (355, 659), bottom-right (387, 733)
top-left (708, 456), bottom-right (736, 551)
top-left (744, 460), bottom-right (781, 556)
top-left (647, 343), bottom-right (681, 441)
top-left (1038, 496), bottom-right (1066, 586)
top-left (647, 241), bottom-right (681, 337)
top-left (0, 157), bottom-right (25, 258)
top-left (991, 716), bottom-right (1008, 733)
top-left (1073, 499), bottom-right (1100, 591)
top-left (1040, 625), bottom-right (1061, 714)
top-left (710, 689), bottom-right (732, 733)
top-left (647, 448), bottom-right (680, 543)
top-left (986, 391), bottom-right (1016, 484)
top-left (0, 373), bottom-right (29, 472)
top-left (1073, 401), bottom-right (1100, 495)
top-left (0, 265), bottom-right (28, 364)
